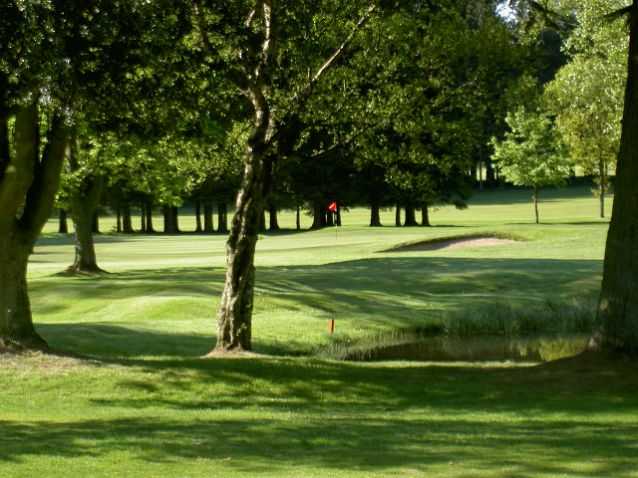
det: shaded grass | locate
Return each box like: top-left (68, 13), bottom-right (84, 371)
top-left (1, 354), bottom-right (638, 477)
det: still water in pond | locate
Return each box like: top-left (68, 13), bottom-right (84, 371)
top-left (343, 335), bottom-right (590, 362)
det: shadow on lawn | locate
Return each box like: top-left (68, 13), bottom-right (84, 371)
top-left (1, 356), bottom-right (638, 476)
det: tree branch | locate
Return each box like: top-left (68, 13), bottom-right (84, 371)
top-left (604, 4), bottom-right (635, 23)
top-left (192, 0), bottom-right (214, 54)
top-left (254, 0), bottom-right (273, 82)
top-left (0, 108), bottom-right (9, 180)
top-left (0, 103), bottom-right (39, 229)
top-left (19, 112), bottom-right (69, 241)
top-left (268, 3), bottom-right (377, 150)
top-left (292, 3), bottom-right (377, 108)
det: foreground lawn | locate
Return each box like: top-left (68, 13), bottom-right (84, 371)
top-left (2, 353), bottom-right (638, 478)
top-left (3, 186), bottom-right (637, 477)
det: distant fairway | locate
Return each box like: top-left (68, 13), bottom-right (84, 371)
top-left (4, 187), bottom-right (638, 478)
top-left (32, 186), bottom-right (609, 356)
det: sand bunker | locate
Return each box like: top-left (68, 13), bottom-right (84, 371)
top-left (384, 235), bottom-right (518, 252)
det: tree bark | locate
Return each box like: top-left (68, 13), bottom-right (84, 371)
top-left (311, 202), bottom-right (326, 229)
top-left (145, 202), bottom-right (155, 233)
top-left (370, 202), bottom-right (382, 227)
top-left (296, 204), bottom-right (301, 231)
top-left (259, 210), bottom-right (267, 232)
top-left (195, 199), bottom-right (203, 232)
top-left (217, 202), bottom-right (229, 233)
top-left (404, 205), bottom-right (418, 227)
top-left (140, 202), bottom-right (146, 232)
top-left (269, 205), bottom-right (280, 231)
top-left (0, 104), bottom-right (68, 349)
top-left (122, 203), bottom-right (134, 233)
top-left (336, 205), bottom-right (342, 227)
top-left (204, 201), bottom-right (214, 232)
top-left (58, 209), bottom-right (69, 234)
top-left (163, 205), bottom-right (180, 234)
top-left (216, 151), bottom-right (270, 352)
top-left (69, 206), bottom-right (102, 274)
top-left (0, 235), bottom-right (45, 350)
top-left (68, 175), bottom-right (104, 274)
top-left (173, 207), bottom-right (180, 233)
top-left (533, 186), bottom-right (540, 225)
top-left (596, 3), bottom-right (638, 353)
top-left (395, 204), bottom-right (402, 227)
top-left (92, 212), bottom-right (100, 234)
top-left (421, 203), bottom-right (431, 227)
top-left (116, 207), bottom-right (122, 233)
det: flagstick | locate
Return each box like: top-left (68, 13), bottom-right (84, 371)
top-left (327, 201), bottom-right (339, 336)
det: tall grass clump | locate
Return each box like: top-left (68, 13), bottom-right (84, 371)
top-left (319, 297), bottom-right (597, 361)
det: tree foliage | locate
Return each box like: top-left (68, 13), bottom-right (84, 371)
top-left (491, 106), bottom-right (571, 222)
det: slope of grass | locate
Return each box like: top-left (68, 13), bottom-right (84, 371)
top-left (2, 186), bottom-right (636, 477)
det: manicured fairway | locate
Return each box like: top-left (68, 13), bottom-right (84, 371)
top-left (2, 187), bottom-right (637, 477)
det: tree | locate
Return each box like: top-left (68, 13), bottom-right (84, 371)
top-left (62, 135), bottom-right (107, 274)
top-left (596, 0), bottom-right (638, 353)
top-left (193, 0), bottom-right (378, 352)
top-left (491, 107), bottom-right (571, 223)
top-left (544, 0), bottom-right (625, 218)
top-left (0, 0), bottom-right (188, 349)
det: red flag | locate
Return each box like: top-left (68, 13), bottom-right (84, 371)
top-left (327, 201), bottom-right (338, 213)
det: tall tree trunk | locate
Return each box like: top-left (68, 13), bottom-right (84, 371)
top-left (533, 186), bottom-right (540, 225)
top-left (404, 205), bottom-right (418, 227)
top-left (311, 202), bottom-right (326, 229)
top-left (163, 206), bottom-right (172, 233)
top-left (116, 207), bottom-right (122, 233)
top-left (0, 104), bottom-right (68, 349)
top-left (296, 204), bottom-right (301, 231)
top-left (58, 209), bottom-right (68, 234)
top-left (195, 199), bottom-right (203, 232)
top-left (217, 202), bottom-right (229, 234)
top-left (259, 210), bottom-right (267, 232)
top-left (145, 202), bottom-right (155, 233)
top-left (0, 235), bottom-right (45, 350)
top-left (172, 207), bottom-right (180, 233)
top-left (596, 4), bottom-right (638, 353)
top-left (92, 211), bottom-right (100, 234)
top-left (204, 201), bottom-right (214, 232)
top-left (68, 176), bottom-right (104, 274)
top-left (204, 0), bottom-right (376, 353)
top-left (140, 202), bottom-right (146, 232)
top-left (421, 203), bottom-right (431, 227)
top-left (122, 203), bottom-right (133, 233)
top-left (395, 204), bottom-right (402, 227)
top-left (269, 205), bottom-right (280, 231)
top-left (216, 154), bottom-right (271, 352)
top-left (163, 205), bottom-right (179, 234)
top-left (370, 202), bottom-right (382, 227)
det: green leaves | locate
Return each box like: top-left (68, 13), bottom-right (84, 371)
top-left (491, 106), bottom-right (572, 188)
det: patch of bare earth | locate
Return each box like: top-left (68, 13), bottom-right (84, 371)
top-left (387, 235), bottom-right (517, 252)
top-left (203, 349), bottom-right (271, 359)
